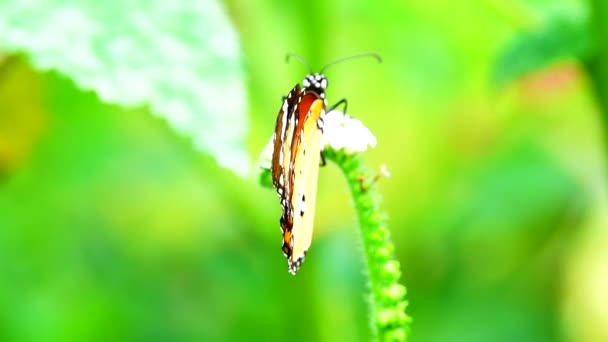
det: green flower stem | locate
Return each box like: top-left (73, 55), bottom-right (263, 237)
top-left (324, 149), bottom-right (411, 342)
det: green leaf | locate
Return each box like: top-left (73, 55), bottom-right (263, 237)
top-left (493, 16), bottom-right (591, 85)
top-left (0, 0), bottom-right (249, 176)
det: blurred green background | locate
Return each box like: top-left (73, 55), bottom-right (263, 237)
top-left (1, 0), bottom-right (608, 341)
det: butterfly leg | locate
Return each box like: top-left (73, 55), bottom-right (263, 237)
top-left (328, 98), bottom-right (348, 114)
top-left (319, 151), bottom-right (327, 167)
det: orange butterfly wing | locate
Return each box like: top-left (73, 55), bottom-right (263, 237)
top-left (271, 87), bottom-right (326, 274)
top-left (286, 97), bottom-right (325, 274)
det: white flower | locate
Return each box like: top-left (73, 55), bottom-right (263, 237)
top-left (321, 110), bottom-right (377, 154)
top-left (256, 110), bottom-right (377, 173)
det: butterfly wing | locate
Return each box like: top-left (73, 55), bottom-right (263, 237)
top-left (271, 84), bottom-right (301, 201)
top-left (271, 84), bottom-right (302, 265)
top-left (271, 84), bottom-right (326, 274)
top-left (284, 94), bottom-right (325, 274)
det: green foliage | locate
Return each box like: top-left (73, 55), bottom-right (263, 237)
top-left (586, 0), bottom-right (608, 120)
top-left (1, 0), bottom-right (606, 341)
top-left (0, 0), bottom-right (249, 176)
top-left (493, 16), bottom-right (591, 85)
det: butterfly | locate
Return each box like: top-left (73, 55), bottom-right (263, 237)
top-left (270, 53), bottom-right (381, 274)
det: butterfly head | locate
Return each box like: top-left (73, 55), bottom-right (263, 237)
top-left (302, 73), bottom-right (328, 95)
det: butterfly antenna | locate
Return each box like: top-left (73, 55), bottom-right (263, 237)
top-left (320, 53), bottom-right (382, 74)
top-left (285, 52), bottom-right (313, 74)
